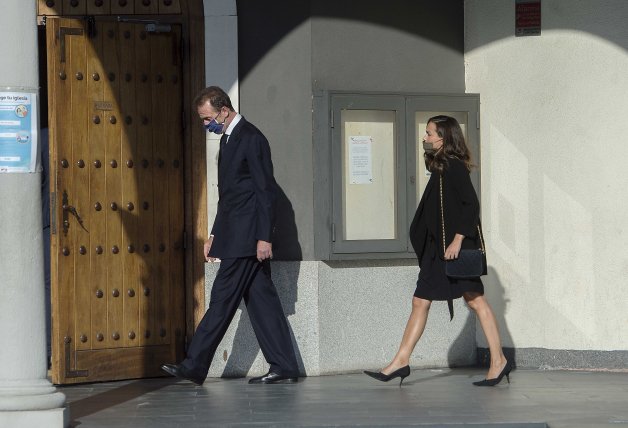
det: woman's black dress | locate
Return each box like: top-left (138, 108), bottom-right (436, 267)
top-left (410, 159), bottom-right (484, 319)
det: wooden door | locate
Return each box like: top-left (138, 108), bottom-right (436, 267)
top-left (47, 17), bottom-right (185, 384)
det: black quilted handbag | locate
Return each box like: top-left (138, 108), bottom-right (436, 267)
top-left (444, 248), bottom-right (487, 278)
top-left (439, 175), bottom-right (487, 279)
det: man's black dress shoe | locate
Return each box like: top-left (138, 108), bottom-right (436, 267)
top-left (248, 371), bottom-right (298, 384)
top-left (161, 364), bottom-right (205, 386)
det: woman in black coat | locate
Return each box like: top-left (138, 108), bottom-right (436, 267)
top-left (364, 115), bottom-right (511, 387)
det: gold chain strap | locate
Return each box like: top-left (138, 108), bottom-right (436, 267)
top-left (477, 221), bottom-right (485, 254)
top-left (439, 174), bottom-right (485, 258)
top-left (439, 175), bottom-right (446, 258)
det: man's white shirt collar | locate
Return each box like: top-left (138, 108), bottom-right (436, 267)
top-left (224, 113), bottom-right (242, 138)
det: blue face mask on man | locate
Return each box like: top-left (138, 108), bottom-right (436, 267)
top-left (204, 110), bottom-right (227, 134)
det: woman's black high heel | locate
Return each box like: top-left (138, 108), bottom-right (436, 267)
top-left (364, 365), bottom-right (411, 386)
top-left (473, 359), bottom-right (512, 386)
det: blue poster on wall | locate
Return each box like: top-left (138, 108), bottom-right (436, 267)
top-left (0, 89), bottom-right (38, 173)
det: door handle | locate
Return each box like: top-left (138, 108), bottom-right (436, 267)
top-left (62, 190), bottom-right (88, 236)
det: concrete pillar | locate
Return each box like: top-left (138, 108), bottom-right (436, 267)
top-left (0, 1), bottom-right (68, 427)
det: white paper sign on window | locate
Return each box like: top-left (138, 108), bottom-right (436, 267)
top-left (349, 136), bottom-right (373, 184)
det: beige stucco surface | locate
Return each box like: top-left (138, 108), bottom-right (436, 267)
top-left (465, 0), bottom-right (628, 351)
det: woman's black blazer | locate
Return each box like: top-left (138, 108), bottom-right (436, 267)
top-left (409, 158), bottom-right (481, 264)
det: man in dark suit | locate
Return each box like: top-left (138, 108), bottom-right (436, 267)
top-left (162, 86), bottom-right (299, 385)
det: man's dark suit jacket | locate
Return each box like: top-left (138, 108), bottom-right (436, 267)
top-left (208, 117), bottom-right (277, 259)
top-left (409, 158), bottom-right (481, 265)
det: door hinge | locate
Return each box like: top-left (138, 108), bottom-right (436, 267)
top-left (330, 110), bottom-right (334, 128)
top-left (183, 231), bottom-right (187, 250)
top-left (59, 26), bottom-right (84, 63)
top-left (331, 223), bottom-right (336, 242)
top-left (477, 111), bottom-right (480, 129)
top-left (181, 110), bottom-right (186, 130)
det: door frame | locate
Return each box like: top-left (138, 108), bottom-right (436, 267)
top-left (180, 0), bottom-right (209, 348)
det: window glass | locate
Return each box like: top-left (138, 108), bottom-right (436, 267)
top-left (341, 109), bottom-right (397, 240)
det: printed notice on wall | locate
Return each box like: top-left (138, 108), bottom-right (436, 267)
top-left (349, 136), bottom-right (373, 184)
top-left (0, 89), bottom-right (38, 173)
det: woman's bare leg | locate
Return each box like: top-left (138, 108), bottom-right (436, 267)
top-left (381, 297), bottom-right (432, 374)
top-left (464, 292), bottom-right (507, 379)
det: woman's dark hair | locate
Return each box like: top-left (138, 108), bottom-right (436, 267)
top-left (424, 115), bottom-right (474, 174)
top-left (193, 86), bottom-right (234, 111)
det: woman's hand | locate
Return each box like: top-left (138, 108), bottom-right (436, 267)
top-left (445, 234), bottom-right (465, 260)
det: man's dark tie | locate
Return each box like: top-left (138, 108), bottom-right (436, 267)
top-left (218, 133), bottom-right (228, 165)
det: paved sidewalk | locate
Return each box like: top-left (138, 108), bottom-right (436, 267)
top-left (59, 368), bottom-right (628, 427)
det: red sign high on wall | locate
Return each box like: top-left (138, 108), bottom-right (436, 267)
top-left (516, 0), bottom-right (542, 37)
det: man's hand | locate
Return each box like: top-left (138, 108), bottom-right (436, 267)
top-left (204, 236), bottom-right (216, 262)
top-left (256, 240), bottom-right (273, 262)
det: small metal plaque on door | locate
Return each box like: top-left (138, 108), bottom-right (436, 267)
top-left (94, 101), bottom-right (113, 111)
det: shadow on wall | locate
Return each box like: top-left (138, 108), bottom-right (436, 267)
top-left (222, 184), bottom-right (306, 376)
top-left (474, 266), bottom-right (516, 368)
top-left (446, 308), bottom-right (476, 368)
top-left (272, 184), bottom-right (303, 261)
top-left (237, 0), bottom-right (464, 81)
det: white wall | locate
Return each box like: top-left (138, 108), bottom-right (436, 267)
top-left (465, 0), bottom-right (628, 351)
top-left (203, 0), bottom-right (238, 237)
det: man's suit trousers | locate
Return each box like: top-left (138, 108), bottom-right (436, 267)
top-left (181, 257), bottom-right (299, 377)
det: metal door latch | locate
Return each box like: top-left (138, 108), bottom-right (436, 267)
top-left (62, 190), bottom-right (88, 236)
